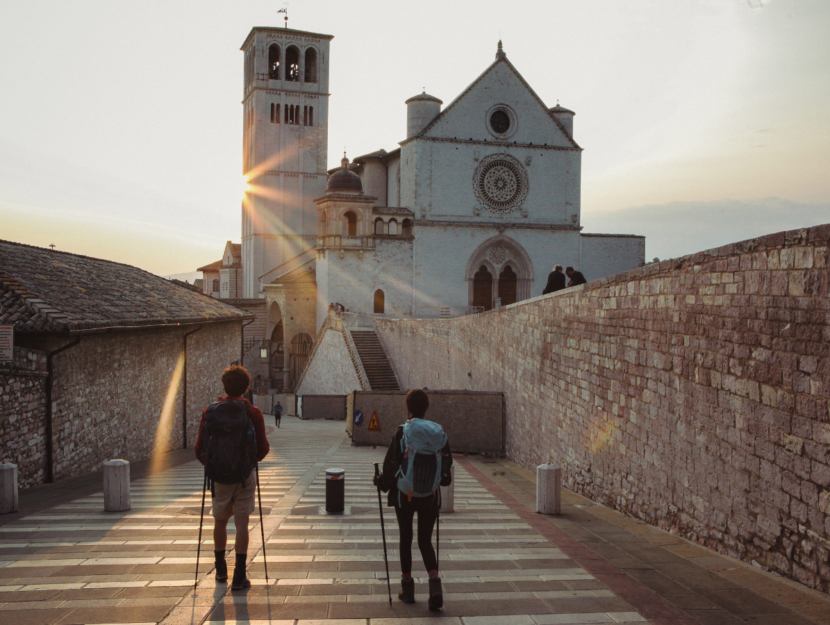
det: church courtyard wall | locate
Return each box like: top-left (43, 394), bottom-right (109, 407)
top-left (375, 223), bottom-right (830, 593)
top-left (296, 318), bottom-right (364, 396)
top-left (2, 321), bottom-right (241, 487)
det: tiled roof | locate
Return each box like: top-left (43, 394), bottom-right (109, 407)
top-left (372, 207), bottom-right (415, 216)
top-left (197, 259), bottom-right (222, 272)
top-left (0, 239), bottom-right (250, 334)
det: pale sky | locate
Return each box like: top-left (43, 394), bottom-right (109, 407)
top-left (1, 0), bottom-right (828, 276)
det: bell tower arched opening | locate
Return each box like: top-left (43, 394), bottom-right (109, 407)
top-left (304, 48), bottom-right (318, 83)
top-left (268, 44), bottom-right (281, 79)
top-left (286, 46), bottom-right (300, 81)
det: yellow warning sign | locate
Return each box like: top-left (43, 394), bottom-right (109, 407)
top-left (368, 410), bottom-right (381, 432)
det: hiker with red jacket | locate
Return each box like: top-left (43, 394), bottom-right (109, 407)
top-left (195, 365), bottom-right (269, 590)
top-left (373, 389), bottom-right (453, 610)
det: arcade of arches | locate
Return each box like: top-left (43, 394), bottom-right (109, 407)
top-left (266, 301), bottom-right (314, 391)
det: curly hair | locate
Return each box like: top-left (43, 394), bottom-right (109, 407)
top-left (405, 388), bottom-right (430, 419)
top-left (221, 365), bottom-right (251, 397)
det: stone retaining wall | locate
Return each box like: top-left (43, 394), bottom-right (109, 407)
top-left (0, 347), bottom-right (48, 488)
top-left (1, 321), bottom-right (241, 487)
top-left (376, 224), bottom-right (830, 592)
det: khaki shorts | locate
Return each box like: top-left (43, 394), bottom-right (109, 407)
top-left (211, 472), bottom-right (256, 521)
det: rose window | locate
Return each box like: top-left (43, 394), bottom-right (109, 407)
top-left (473, 154), bottom-right (529, 213)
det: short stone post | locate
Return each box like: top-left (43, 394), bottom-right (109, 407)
top-left (103, 459), bottom-right (131, 512)
top-left (0, 463), bottom-right (19, 514)
top-left (536, 463), bottom-right (561, 515)
top-left (440, 465), bottom-right (455, 513)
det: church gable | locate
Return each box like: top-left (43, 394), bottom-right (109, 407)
top-left (421, 59), bottom-right (577, 149)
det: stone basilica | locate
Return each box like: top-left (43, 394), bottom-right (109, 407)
top-left (198, 25), bottom-right (644, 391)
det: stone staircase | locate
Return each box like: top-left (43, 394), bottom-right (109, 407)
top-left (349, 329), bottom-right (400, 391)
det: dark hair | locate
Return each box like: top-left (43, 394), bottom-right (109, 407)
top-left (221, 365), bottom-right (251, 397)
top-left (406, 388), bottom-right (430, 419)
top-left (565, 266), bottom-right (574, 272)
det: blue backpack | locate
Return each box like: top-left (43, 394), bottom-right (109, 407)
top-left (396, 419), bottom-right (448, 502)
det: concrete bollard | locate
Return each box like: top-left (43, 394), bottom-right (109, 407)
top-left (440, 465), bottom-right (455, 513)
top-left (103, 459), bottom-right (131, 512)
top-left (0, 463), bottom-right (19, 514)
top-left (536, 463), bottom-right (561, 515)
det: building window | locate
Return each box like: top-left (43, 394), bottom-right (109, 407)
top-left (309, 106), bottom-right (313, 126)
top-left (303, 105), bottom-right (308, 126)
top-left (270, 102), bottom-right (280, 123)
top-left (212, 279), bottom-right (220, 292)
top-left (268, 44), bottom-right (281, 79)
top-left (304, 48), bottom-right (318, 83)
top-left (286, 46), bottom-right (300, 81)
top-left (344, 211), bottom-right (357, 236)
top-left (388, 219), bottom-right (398, 235)
top-left (374, 289), bottom-right (385, 314)
top-left (374, 218), bottom-right (384, 235)
top-left (402, 218), bottom-right (413, 237)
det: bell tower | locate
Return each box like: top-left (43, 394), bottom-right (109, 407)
top-left (240, 26), bottom-right (334, 298)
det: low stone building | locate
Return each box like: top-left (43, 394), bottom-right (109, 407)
top-left (0, 239), bottom-right (251, 488)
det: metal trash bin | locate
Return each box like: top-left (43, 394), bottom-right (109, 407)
top-left (325, 468), bottom-right (345, 513)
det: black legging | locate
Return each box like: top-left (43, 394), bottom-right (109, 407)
top-left (394, 495), bottom-right (439, 574)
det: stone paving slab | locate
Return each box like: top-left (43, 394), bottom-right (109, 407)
top-left (2, 417), bottom-right (830, 624)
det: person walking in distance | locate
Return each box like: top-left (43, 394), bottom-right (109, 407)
top-left (565, 266), bottom-right (587, 287)
top-left (542, 264), bottom-right (566, 295)
top-left (195, 365), bottom-right (270, 590)
top-left (272, 401), bottom-right (282, 428)
top-left (373, 389), bottom-right (453, 610)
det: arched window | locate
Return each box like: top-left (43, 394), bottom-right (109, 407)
top-left (344, 211), bottom-right (357, 236)
top-left (401, 218), bottom-right (413, 237)
top-left (472, 266), bottom-right (493, 311)
top-left (374, 218), bottom-right (384, 235)
top-left (304, 48), bottom-right (318, 83)
top-left (388, 219), bottom-right (398, 235)
top-left (499, 265), bottom-right (518, 306)
top-left (374, 289), bottom-right (385, 314)
top-left (286, 46), bottom-right (300, 81)
top-left (268, 44), bottom-right (281, 79)
top-left (309, 106), bottom-right (314, 126)
top-left (212, 279), bottom-right (220, 293)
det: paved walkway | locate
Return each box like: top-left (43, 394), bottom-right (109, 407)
top-left (1, 417), bottom-right (829, 625)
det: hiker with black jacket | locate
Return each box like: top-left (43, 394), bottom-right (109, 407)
top-left (373, 389), bottom-right (453, 610)
top-left (195, 365), bottom-right (270, 590)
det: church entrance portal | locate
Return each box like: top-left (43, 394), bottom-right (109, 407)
top-left (466, 237), bottom-right (534, 312)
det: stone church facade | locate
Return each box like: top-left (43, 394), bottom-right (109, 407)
top-left (199, 25), bottom-right (644, 391)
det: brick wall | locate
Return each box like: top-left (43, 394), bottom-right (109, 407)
top-left (1, 346), bottom-right (48, 488)
top-left (376, 224), bottom-right (830, 593)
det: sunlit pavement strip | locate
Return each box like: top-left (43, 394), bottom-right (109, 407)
top-left (0, 418), bottom-right (651, 625)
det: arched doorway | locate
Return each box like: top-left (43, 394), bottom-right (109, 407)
top-left (466, 236), bottom-right (534, 312)
top-left (266, 301), bottom-right (284, 389)
top-left (472, 266), bottom-right (493, 311)
top-left (289, 333), bottom-right (313, 387)
top-left (498, 266), bottom-right (517, 306)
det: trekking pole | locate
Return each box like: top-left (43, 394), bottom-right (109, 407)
top-left (255, 464), bottom-right (269, 583)
top-left (437, 488), bottom-right (440, 572)
top-left (373, 463), bottom-right (392, 606)
top-left (195, 471), bottom-right (207, 589)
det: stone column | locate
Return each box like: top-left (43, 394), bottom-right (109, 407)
top-left (0, 463), bottom-right (19, 514)
top-left (440, 465), bottom-right (455, 513)
top-left (103, 459), bottom-right (131, 512)
top-left (536, 463), bottom-right (561, 515)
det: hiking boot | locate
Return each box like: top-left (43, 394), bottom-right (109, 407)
top-left (398, 578), bottom-right (415, 603)
top-left (231, 567), bottom-right (251, 590)
top-left (214, 557), bottom-right (228, 583)
top-left (428, 577), bottom-right (443, 610)
top-left (231, 553), bottom-right (250, 591)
